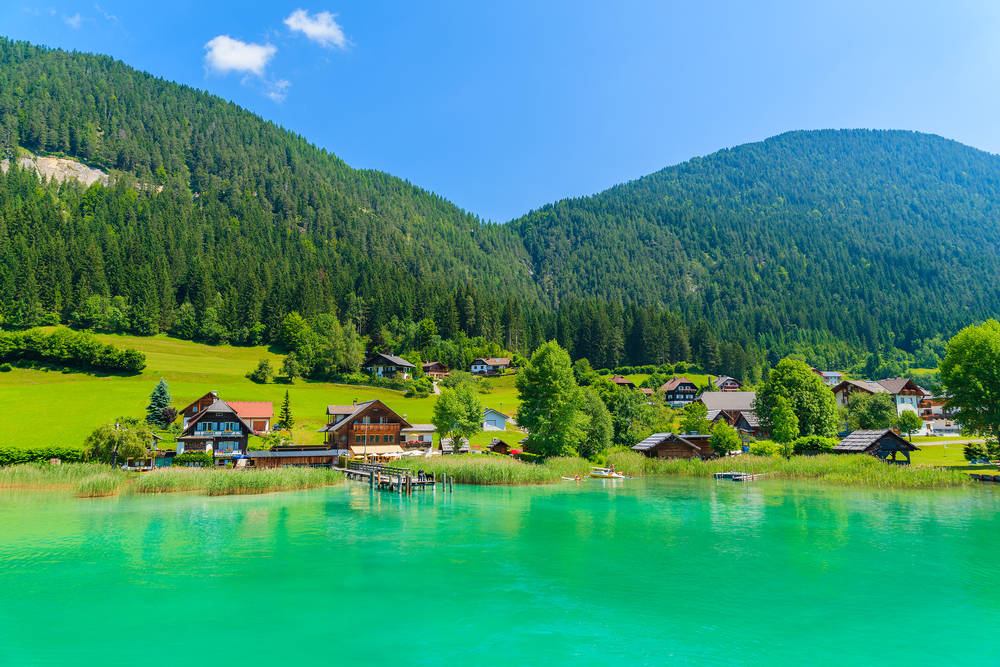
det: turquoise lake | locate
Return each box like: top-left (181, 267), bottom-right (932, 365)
top-left (1, 478), bottom-right (999, 665)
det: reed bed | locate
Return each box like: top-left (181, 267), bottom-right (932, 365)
top-left (132, 467), bottom-right (211, 494)
top-left (0, 462), bottom-right (120, 489)
top-left (602, 448), bottom-right (971, 489)
top-left (393, 455), bottom-right (566, 485)
top-left (204, 467), bottom-right (344, 496)
top-left (75, 471), bottom-right (130, 497)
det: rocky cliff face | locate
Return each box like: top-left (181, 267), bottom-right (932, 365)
top-left (0, 151), bottom-right (108, 186)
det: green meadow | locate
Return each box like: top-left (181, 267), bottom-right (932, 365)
top-left (0, 332), bottom-right (523, 451)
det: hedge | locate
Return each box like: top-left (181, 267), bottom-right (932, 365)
top-left (513, 451), bottom-right (542, 463)
top-left (172, 452), bottom-right (214, 467)
top-left (0, 327), bottom-right (145, 373)
top-left (0, 446), bottom-right (86, 466)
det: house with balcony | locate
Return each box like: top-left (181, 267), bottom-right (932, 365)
top-left (832, 378), bottom-right (930, 417)
top-left (422, 361), bottom-right (449, 379)
top-left (713, 375), bottom-right (742, 392)
top-left (318, 399), bottom-right (412, 457)
top-left (176, 397), bottom-right (255, 465)
top-left (659, 377), bottom-right (699, 407)
top-left (401, 423), bottom-right (436, 447)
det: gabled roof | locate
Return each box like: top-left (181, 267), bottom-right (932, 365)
top-left (440, 437), bottom-right (470, 452)
top-left (227, 401), bottom-right (274, 419)
top-left (820, 371), bottom-right (844, 378)
top-left (699, 391), bottom-right (755, 412)
top-left (611, 375), bottom-right (635, 387)
top-left (179, 391), bottom-right (218, 415)
top-left (631, 432), bottom-right (709, 452)
top-left (483, 407), bottom-right (510, 419)
top-left (832, 379), bottom-right (888, 395)
top-left (318, 399), bottom-right (411, 433)
top-left (834, 429), bottom-right (919, 452)
top-left (181, 398), bottom-right (254, 436)
top-left (660, 377), bottom-right (696, 392)
top-left (364, 352), bottom-right (415, 368)
top-left (422, 361), bottom-right (447, 370)
top-left (401, 423), bottom-right (436, 432)
top-left (713, 375), bottom-right (740, 387)
top-left (472, 357), bottom-right (511, 366)
top-left (877, 377), bottom-right (929, 396)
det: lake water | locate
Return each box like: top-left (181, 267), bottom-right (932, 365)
top-left (1, 478), bottom-right (999, 665)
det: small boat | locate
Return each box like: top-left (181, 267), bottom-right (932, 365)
top-left (589, 466), bottom-right (628, 479)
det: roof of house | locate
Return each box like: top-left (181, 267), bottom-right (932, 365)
top-left (422, 361), bottom-right (447, 369)
top-left (611, 375), bottom-right (635, 385)
top-left (181, 398), bottom-right (255, 436)
top-left (401, 423), bottom-right (436, 432)
top-left (632, 432), bottom-right (709, 452)
top-left (472, 357), bottom-right (511, 366)
top-left (832, 379), bottom-right (888, 395)
top-left (179, 390), bottom-right (218, 415)
top-left (483, 408), bottom-right (510, 419)
top-left (365, 352), bottom-right (415, 368)
top-left (713, 375), bottom-right (739, 387)
top-left (834, 429), bottom-right (919, 452)
top-left (318, 400), bottom-right (411, 433)
top-left (877, 377), bottom-right (929, 395)
top-left (660, 377), bottom-right (696, 392)
top-left (638, 387), bottom-right (654, 395)
top-left (699, 391), bottom-right (755, 412)
top-left (820, 371), bottom-right (844, 378)
top-left (227, 401), bottom-right (274, 419)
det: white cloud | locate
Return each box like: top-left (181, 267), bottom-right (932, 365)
top-left (265, 79), bottom-right (291, 103)
top-left (63, 13), bottom-right (82, 29)
top-left (203, 35), bottom-right (277, 76)
top-left (94, 3), bottom-right (118, 23)
top-left (284, 9), bottom-right (347, 49)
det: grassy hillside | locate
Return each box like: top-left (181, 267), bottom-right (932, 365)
top-left (0, 333), bottom-right (521, 451)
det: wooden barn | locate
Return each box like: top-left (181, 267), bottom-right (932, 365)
top-left (631, 433), bottom-right (713, 459)
top-left (834, 429), bottom-right (920, 464)
top-left (487, 438), bottom-right (512, 455)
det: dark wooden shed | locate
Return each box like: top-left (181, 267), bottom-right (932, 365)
top-left (631, 433), bottom-right (713, 459)
top-left (834, 429), bottom-right (919, 464)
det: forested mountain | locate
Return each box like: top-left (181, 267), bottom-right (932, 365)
top-left (2, 37), bottom-right (1000, 380)
top-left (512, 130), bottom-right (1000, 369)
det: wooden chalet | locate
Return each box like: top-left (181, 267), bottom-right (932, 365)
top-left (632, 433), bottom-right (713, 459)
top-left (488, 437), bottom-right (512, 455)
top-left (660, 377), bottom-right (698, 406)
top-left (421, 361), bottom-right (449, 379)
top-left (611, 375), bottom-right (636, 390)
top-left (832, 377), bottom-right (930, 414)
top-left (318, 399), bottom-right (412, 457)
top-left (179, 390), bottom-right (220, 429)
top-left (363, 352), bottom-right (416, 378)
top-left (470, 357), bottom-right (511, 375)
top-left (834, 429), bottom-right (919, 464)
top-left (713, 375), bottom-right (742, 392)
top-left (176, 397), bottom-right (255, 465)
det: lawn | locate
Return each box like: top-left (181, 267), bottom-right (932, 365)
top-left (0, 332), bottom-right (520, 452)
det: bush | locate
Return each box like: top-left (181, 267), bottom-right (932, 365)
top-left (405, 377), bottom-right (434, 398)
top-left (0, 446), bottom-right (85, 466)
top-left (246, 359), bottom-right (273, 384)
top-left (0, 327), bottom-right (145, 373)
top-left (0, 363), bottom-right (11, 372)
top-left (748, 441), bottom-right (782, 457)
top-left (172, 452), bottom-right (214, 467)
top-left (964, 441), bottom-right (999, 462)
top-left (792, 435), bottom-right (837, 456)
top-left (513, 451), bottom-right (542, 463)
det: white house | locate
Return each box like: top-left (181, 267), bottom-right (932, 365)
top-left (482, 408), bottom-right (511, 431)
top-left (362, 352), bottom-right (416, 378)
top-left (832, 378), bottom-right (928, 417)
top-left (470, 357), bottom-right (511, 375)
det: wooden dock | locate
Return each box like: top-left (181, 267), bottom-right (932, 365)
top-left (338, 461), bottom-right (446, 494)
top-left (714, 471), bottom-right (771, 482)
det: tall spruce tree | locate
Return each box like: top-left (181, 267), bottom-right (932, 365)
top-left (277, 390), bottom-right (294, 431)
top-left (145, 378), bottom-right (171, 427)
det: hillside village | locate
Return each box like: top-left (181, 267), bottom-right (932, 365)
top-left (118, 348), bottom-right (959, 471)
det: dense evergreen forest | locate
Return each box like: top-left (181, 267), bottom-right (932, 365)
top-left (0, 37), bottom-right (997, 380)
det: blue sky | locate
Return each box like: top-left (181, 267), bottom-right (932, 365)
top-left (4, 1), bottom-right (1000, 221)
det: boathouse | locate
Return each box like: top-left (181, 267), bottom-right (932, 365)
top-left (631, 433), bottom-right (713, 459)
top-left (833, 429), bottom-right (919, 464)
top-left (250, 446), bottom-right (340, 468)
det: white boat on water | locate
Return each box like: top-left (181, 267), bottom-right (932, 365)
top-left (589, 466), bottom-right (628, 479)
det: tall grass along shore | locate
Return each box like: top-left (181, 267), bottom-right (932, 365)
top-left (1, 463), bottom-right (344, 497)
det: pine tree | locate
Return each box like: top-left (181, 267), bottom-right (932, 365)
top-left (145, 378), bottom-right (171, 427)
top-left (277, 390), bottom-right (294, 431)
